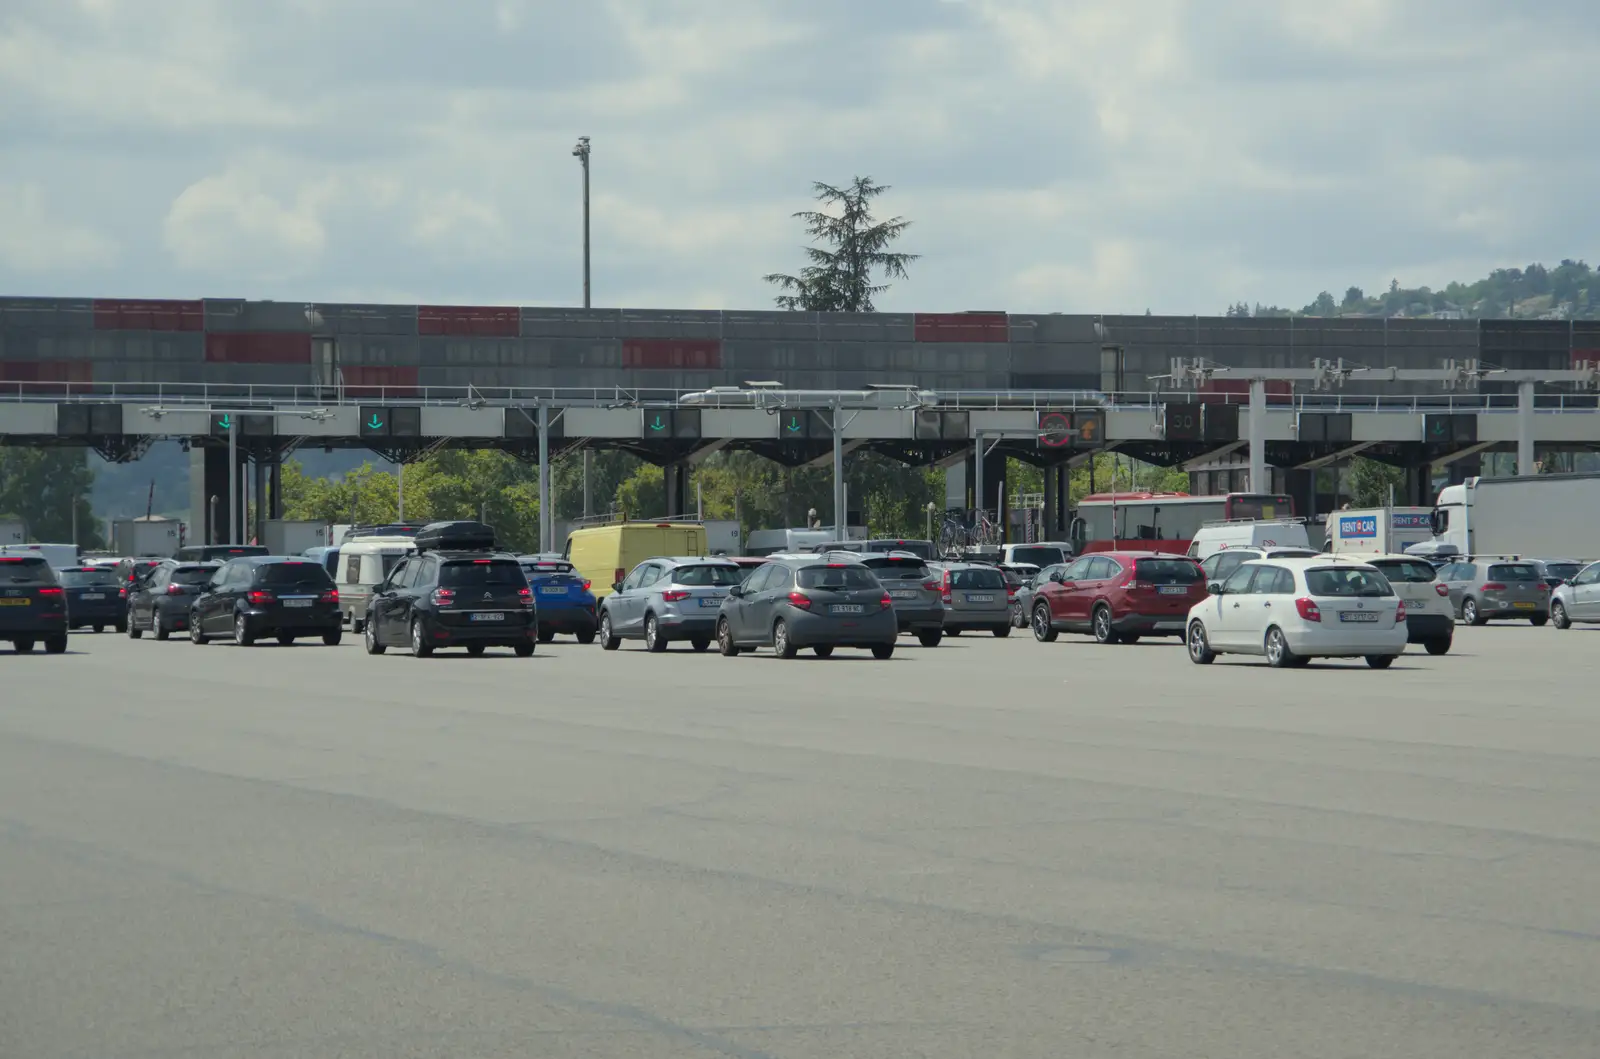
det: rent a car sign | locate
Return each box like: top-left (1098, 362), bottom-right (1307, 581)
top-left (1339, 515), bottom-right (1379, 538)
top-left (1391, 512), bottom-right (1432, 529)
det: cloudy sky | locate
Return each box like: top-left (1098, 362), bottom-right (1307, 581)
top-left (1, 0), bottom-right (1593, 315)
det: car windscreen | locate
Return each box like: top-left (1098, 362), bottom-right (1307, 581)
top-left (1368, 559), bottom-right (1437, 583)
top-left (254, 561), bottom-right (335, 588)
top-left (0, 556), bottom-right (56, 583)
top-left (173, 566), bottom-right (218, 584)
top-left (1134, 558), bottom-right (1202, 584)
top-left (797, 565), bottom-right (878, 590)
top-left (1488, 563), bottom-right (1540, 582)
top-left (858, 556), bottom-right (930, 580)
top-left (1305, 567), bottom-right (1394, 597)
top-left (671, 564), bottom-right (744, 586)
top-left (1542, 562), bottom-right (1581, 581)
top-left (440, 559), bottom-right (527, 587)
top-left (1010, 546), bottom-right (1066, 568)
top-left (949, 567), bottom-right (1005, 590)
top-left (60, 568), bottom-right (121, 586)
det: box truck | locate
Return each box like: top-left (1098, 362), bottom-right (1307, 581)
top-left (263, 519), bottom-right (330, 555)
top-left (1427, 473), bottom-right (1600, 560)
top-left (111, 517), bottom-right (181, 558)
top-left (1325, 507), bottom-right (1435, 556)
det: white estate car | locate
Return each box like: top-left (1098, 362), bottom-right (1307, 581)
top-left (1185, 556), bottom-right (1407, 669)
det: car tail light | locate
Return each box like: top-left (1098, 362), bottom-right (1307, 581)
top-left (516, 586), bottom-right (532, 606)
top-left (879, 594), bottom-right (892, 610)
top-left (119, 586), bottom-right (128, 599)
top-left (430, 587), bottom-right (455, 606)
top-left (1006, 584), bottom-right (1018, 599)
top-left (582, 579), bottom-right (591, 591)
top-left (1395, 601), bottom-right (1407, 622)
top-left (940, 571), bottom-right (951, 605)
top-left (922, 580), bottom-right (939, 592)
top-left (1434, 583), bottom-right (1448, 597)
top-left (1294, 597), bottom-right (1321, 622)
top-left (167, 583), bottom-right (185, 595)
top-left (246, 589), bottom-right (275, 605)
top-left (36, 586), bottom-right (63, 596)
top-left (320, 588), bottom-right (340, 604)
top-left (786, 591), bottom-right (812, 610)
top-left (1481, 582), bottom-right (1506, 591)
top-left (661, 590), bottom-right (690, 602)
top-left (1538, 582), bottom-right (1549, 592)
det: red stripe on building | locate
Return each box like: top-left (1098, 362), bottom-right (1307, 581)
top-left (418, 305), bottom-right (520, 337)
top-left (913, 313), bottom-right (1009, 343)
top-left (621, 339), bottom-right (722, 370)
top-left (204, 333), bottom-right (311, 364)
top-left (341, 365), bottom-right (419, 397)
top-left (1197, 379), bottom-right (1294, 404)
top-left (92, 299), bottom-right (204, 331)
top-left (1573, 349), bottom-right (1600, 370)
top-left (0, 361), bottom-right (93, 384)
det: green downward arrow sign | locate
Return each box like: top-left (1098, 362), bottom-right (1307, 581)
top-left (650, 415), bottom-right (665, 431)
top-left (367, 413), bottom-right (384, 430)
top-left (217, 414), bottom-right (231, 430)
top-left (785, 415), bottom-right (801, 432)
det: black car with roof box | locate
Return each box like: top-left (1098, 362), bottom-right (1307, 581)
top-left (0, 555), bottom-right (69, 653)
top-left (58, 565), bottom-right (126, 632)
top-left (365, 521), bottom-right (537, 657)
top-left (188, 556), bottom-right (343, 646)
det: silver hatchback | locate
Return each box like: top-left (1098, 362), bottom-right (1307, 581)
top-left (1438, 558), bottom-right (1549, 626)
top-left (599, 557), bottom-right (745, 652)
top-left (934, 562), bottom-right (1012, 637)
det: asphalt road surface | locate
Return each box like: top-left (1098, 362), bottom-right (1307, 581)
top-left (3, 623), bottom-right (1598, 1058)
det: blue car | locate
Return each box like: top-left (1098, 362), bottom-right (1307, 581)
top-left (517, 554), bottom-right (598, 643)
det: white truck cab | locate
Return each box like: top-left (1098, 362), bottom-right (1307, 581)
top-left (1187, 519), bottom-right (1311, 562)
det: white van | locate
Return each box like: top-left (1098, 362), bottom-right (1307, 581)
top-left (1187, 519), bottom-right (1312, 562)
top-left (0, 542), bottom-right (79, 569)
top-left (335, 537), bottom-right (416, 632)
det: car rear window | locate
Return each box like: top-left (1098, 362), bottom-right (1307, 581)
top-left (1543, 562), bottom-right (1581, 580)
top-left (1369, 560), bottom-right (1437, 583)
top-left (1134, 558), bottom-right (1202, 584)
top-left (0, 556), bottom-right (57, 584)
top-left (1010, 546), bottom-right (1066, 568)
top-left (859, 556), bottom-right (930, 580)
top-left (522, 560), bottom-right (575, 577)
top-left (797, 565), bottom-right (878, 589)
top-left (1489, 564), bottom-right (1540, 582)
top-left (949, 568), bottom-right (1005, 589)
top-left (440, 559), bottom-right (527, 587)
top-left (672, 564), bottom-right (744, 587)
top-left (60, 568), bottom-right (121, 586)
top-left (1305, 567), bottom-right (1394, 597)
top-left (865, 540), bottom-right (934, 559)
top-left (254, 561), bottom-right (335, 587)
top-left (173, 566), bottom-right (217, 584)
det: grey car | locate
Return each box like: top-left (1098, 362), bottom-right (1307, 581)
top-left (1437, 558), bottom-right (1549, 625)
top-left (716, 556), bottom-right (898, 659)
top-left (933, 562), bottom-right (1012, 637)
top-left (852, 551), bottom-right (946, 646)
top-left (599, 557), bottom-right (745, 652)
top-left (1011, 563), bottom-right (1068, 628)
top-left (1550, 560), bottom-right (1600, 628)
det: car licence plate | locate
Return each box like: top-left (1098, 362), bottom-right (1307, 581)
top-left (538, 586), bottom-right (565, 595)
top-left (890, 590), bottom-right (917, 599)
top-left (81, 592), bottom-right (105, 600)
top-left (831, 603), bottom-right (864, 615)
top-left (470, 612), bottom-right (506, 622)
top-left (965, 594), bottom-right (995, 603)
top-left (1339, 611), bottom-right (1379, 622)
top-left (1512, 601), bottom-right (1536, 610)
top-left (0, 598), bottom-right (28, 606)
top-left (699, 597), bottom-right (723, 607)
top-left (284, 598), bottom-right (313, 608)
top-left (1158, 586), bottom-right (1187, 596)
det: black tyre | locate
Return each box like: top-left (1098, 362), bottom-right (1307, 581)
top-left (14, 639), bottom-right (34, 653)
top-left (1031, 603), bottom-right (1058, 642)
top-left (538, 629), bottom-right (555, 643)
top-left (44, 634), bottom-right (67, 654)
top-left (644, 614), bottom-right (667, 653)
top-left (690, 637), bottom-right (711, 653)
top-left (917, 628), bottom-right (942, 647)
top-left (1121, 634), bottom-right (1142, 645)
top-left (234, 614), bottom-right (254, 647)
top-left (717, 617), bottom-right (740, 656)
top-left (127, 613), bottom-right (142, 639)
top-left (576, 629), bottom-right (597, 645)
top-left (1264, 626), bottom-right (1297, 669)
top-left (189, 614), bottom-right (208, 645)
top-left (411, 618), bottom-right (433, 658)
top-left (1530, 615), bottom-right (1548, 627)
top-left (992, 625), bottom-right (1011, 639)
top-left (93, 624), bottom-right (104, 634)
top-left (1424, 638), bottom-right (1452, 656)
top-left (1092, 605), bottom-right (1120, 645)
top-left (599, 612), bottom-right (620, 651)
top-left (467, 643), bottom-right (486, 657)
top-left (153, 619), bottom-right (171, 641)
top-left (514, 642), bottom-right (535, 657)
top-left (946, 628), bottom-right (962, 637)
top-left (364, 616), bottom-right (386, 655)
top-left (813, 645), bottom-right (834, 659)
top-left (1551, 600), bottom-right (1571, 630)
top-left (1187, 621), bottom-right (1216, 665)
top-left (277, 632), bottom-right (296, 646)
top-left (870, 643), bottom-right (895, 660)
top-left (322, 629), bottom-right (342, 647)
top-left (1463, 599), bottom-right (1485, 626)
top-left (1366, 654), bottom-right (1396, 669)
top-left (1010, 601), bottom-right (1024, 628)
top-left (773, 619), bottom-right (797, 659)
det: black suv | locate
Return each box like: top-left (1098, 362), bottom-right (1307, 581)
top-left (188, 556), bottom-right (343, 646)
top-left (126, 560), bottom-right (218, 640)
top-left (58, 565), bottom-right (126, 632)
top-left (364, 521), bottom-right (536, 658)
top-left (0, 555), bottom-right (69, 653)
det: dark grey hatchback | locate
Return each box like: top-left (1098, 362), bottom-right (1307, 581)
top-left (716, 557), bottom-right (898, 659)
top-left (189, 557), bottom-right (343, 646)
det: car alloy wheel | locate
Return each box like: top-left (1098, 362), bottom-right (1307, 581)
top-left (234, 614), bottom-right (252, 646)
top-left (645, 614), bottom-right (666, 653)
top-left (717, 617), bottom-right (740, 656)
top-left (365, 616), bottom-right (386, 655)
top-left (1032, 603), bottom-right (1057, 642)
top-left (1552, 601), bottom-right (1570, 629)
top-left (411, 618), bottom-right (432, 657)
top-left (773, 619), bottom-right (796, 659)
top-left (1265, 627), bottom-right (1295, 668)
top-left (1188, 621), bottom-right (1215, 665)
top-left (599, 612), bottom-right (619, 651)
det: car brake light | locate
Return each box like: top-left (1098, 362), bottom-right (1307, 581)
top-left (922, 580), bottom-right (939, 592)
top-left (661, 589), bottom-right (690, 602)
top-left (430, 587), bottom-right (455, 606)
top-left (1395, 601), bottom-right (1407, 622)
top-left (582, 579), bottom-right (591, 591)
top-left (1537, 582), bottom-right (1549, 592)
top-left (1295, 597), bottom-right (1321, 622)
top-left (246, 589), bottom-right (275, 605)
top-left (1434, 583), bottom-right (1448, 597)
top-left (879, 594), bottom-right (892, 610)
top-left (320, 588), bottom-right (339, 604)
top-left (167, 583), bottom-right (185, 595)
top-left (1481, 582), bottom-right (1505, 591)
top-left (941, 570), bottom-right (951, 605)
top-left (37, 586), bottom-right (63, 596)
top-left (1006, 584), bottom-right (1017, 599)
top-left (118, 587), bottom-right (128, 599)
top-left (517, 586), bottom-right (532, 605)
top-left (786, 591), bottom-right (812, 610)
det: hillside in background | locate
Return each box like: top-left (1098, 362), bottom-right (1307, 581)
top-left (1227, 260), bottom-right (1599, 321)
top-left (90, 445), bottom-right (384, 523)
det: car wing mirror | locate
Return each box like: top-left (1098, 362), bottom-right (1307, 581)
top-left (1207, 582), bottom-right (1225, 595)
top-left (1049, 571), bottom-right (1065, 583)
top-left (612, 581), bottom-right (623, 593)
top-left (728, 585), bottom-right (744, 598)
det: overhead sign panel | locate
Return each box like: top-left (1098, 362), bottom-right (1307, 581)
top-left (1163, 402), bottom-right (1202, 441)
top-left (1204, 403), bottom-right (1240, 442)
top-left (1423, 413), bottom-right (1477, 444)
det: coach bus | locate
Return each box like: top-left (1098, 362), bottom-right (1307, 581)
top-left (1068, 492), bottom-right (1296, 554)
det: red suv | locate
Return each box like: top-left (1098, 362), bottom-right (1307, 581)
top-left (1030, 551), bottom-right (1207, 644)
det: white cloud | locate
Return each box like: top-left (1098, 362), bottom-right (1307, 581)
top-left (0, 183), bottom-right (120, 271)
top-left (0, 0), bottom-right (1594, 310)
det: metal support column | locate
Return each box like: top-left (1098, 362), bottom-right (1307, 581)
top-left (252, 457), bottom-right (266, 544)
top-left (1043, 469), bottom-right (1059, 539)
top-left (1517, 380), bottom-right (1536, 475)
top-left (973, 433), bottom-right (985, 539)
top-left (227, 419), bottom-right (238, 545)
top-left (537, 402), bottom-right (551, 552)
top-left (582, 449), bottom-right (593, 516)
top-left (269, 460), bottom-right (283, 519)
top-left (1248, 378), bottom-right (1268, 493)
top-left (832, 405), bottom-right (846, 544)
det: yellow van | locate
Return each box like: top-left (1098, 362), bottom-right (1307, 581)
top-left (565, 521), bottom-right (708, 599)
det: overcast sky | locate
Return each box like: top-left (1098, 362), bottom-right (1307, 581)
top-left (1, 0), bottom-right (1594, 315)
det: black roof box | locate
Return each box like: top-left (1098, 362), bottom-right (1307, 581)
top-left (414, 520), bottom-right (497, 553)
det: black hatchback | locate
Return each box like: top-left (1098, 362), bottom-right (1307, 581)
top-left (0, 555), bottom-right (69, 653)
top-left (189, 557), bottom-right (343, 646)
top-left (58, 565), bottom-right (126, 632)
top-left (365, 551), bottom-right (536, 657)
